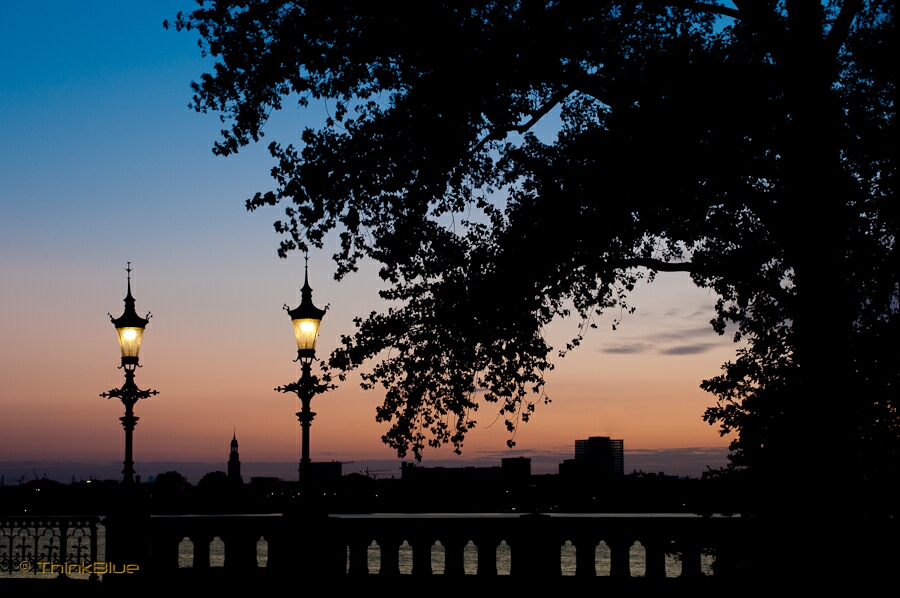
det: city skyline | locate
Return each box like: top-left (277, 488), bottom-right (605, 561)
top-left (0, 2), bottom-right (737, 480)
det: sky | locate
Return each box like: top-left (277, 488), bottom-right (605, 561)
top-left (0, 2), bottom-right (738, 482)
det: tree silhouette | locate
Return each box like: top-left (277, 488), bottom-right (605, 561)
top-left (198, 470), bottom-right (228, 492)
top-left (167, 2), bottom-right (896, 514)
top-left (153, 471), bottom-right (189, 489)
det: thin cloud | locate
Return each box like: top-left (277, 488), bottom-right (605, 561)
top-left (600, 343), bottom-right (650, 354)
top-left (648, 326), bottom-right (719, 343)
top-left (659, 343), bottom-right (716, 355)
top-left (598, 326), bottom-right (725, 354)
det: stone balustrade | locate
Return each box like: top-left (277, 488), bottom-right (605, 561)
top-left (144, 514), bottom-right (740, 578)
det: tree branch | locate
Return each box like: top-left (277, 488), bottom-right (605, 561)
top-left (646, 1), bottom-right (742, 20)
top-left (472, 88), bottom-right (572, 153)
top-left (824, 0), bottom-right (862, 57)
top-left (612, 257), bottom-right (702, 274)
top-left (562, 70), bottom-right (613, 108)
top-left (687, 2), bottom-right (741, 19)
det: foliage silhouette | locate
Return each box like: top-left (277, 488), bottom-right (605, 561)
top-left (167, 1), bottom-right (897, 507)
top-left (153, 471), bottom-right (190, 490)
top-left (198, 470), bottom-right (228, 491)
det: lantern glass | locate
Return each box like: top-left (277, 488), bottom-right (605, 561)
top-left (116, 326), bottom-right (145, 359)
top-left (292, 318), bottom-right (321, 353)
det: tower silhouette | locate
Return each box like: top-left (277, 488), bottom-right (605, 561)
top-left (227, 431), bottom-right (243, 485)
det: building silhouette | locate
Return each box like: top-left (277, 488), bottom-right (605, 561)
top-left (560, 436), bottom-right (624, 480)
top-left (575, 436), bottom-right (624, 474)
top-left (501, 456), bottom-right (531, 480)
top-left (227, 431), bottom-right (243, 485)
top-left (400, 457), bottom-right (531, 484)
top-left (310, 461), bottom-right (343, 481)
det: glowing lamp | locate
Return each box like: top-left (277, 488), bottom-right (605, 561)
top-left (292, 318), bottom-right (321, 354)
top-left (286, 261), bottom-right (326, 361)
top-left (110, 263), bottom-right (150, 367)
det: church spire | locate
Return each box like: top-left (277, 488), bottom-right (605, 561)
top-left (228, 430), bottom-right (242, 485)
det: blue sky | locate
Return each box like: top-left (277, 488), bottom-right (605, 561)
top-left (1, 2), bottom-right (737, 481)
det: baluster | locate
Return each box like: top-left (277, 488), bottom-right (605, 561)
top-left (347, 539), bottom-right (369, 575)
top-left (25, 524), bottom-right (37, 571)
top-left (572, 537), bottom-right (599, 577)
top-left (643, 538), bottom-right (667, 579)
top-left (378, 536), bottom-right (402, 575)
top-left (191, 533), bottom-right (212, 569)
top-left (442, 537), bottom-right (467, 576)
top-left (473, 536), bottom-right (499, 576)
top-left (409, 537), bottom-right (434, 575)
top-left (223, 530), bottom-right (257, 570)
top-left (679, 541), bottom-right (702, 578)
top-left (607, 538), bottom-right (632, 579)
top-left (14, 525), bottom-right (27, 572)
top-left (89, 519), bottom-right (99, 580)
top-left (58, 519), bottom-right (69, 578)
top-left (30, 522), bottom-right (42, 575)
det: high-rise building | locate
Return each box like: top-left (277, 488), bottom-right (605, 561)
top-left (573, 436), bottom-right (624, 475)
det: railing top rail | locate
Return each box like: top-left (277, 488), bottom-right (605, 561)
top-left (328, 512), bottom-right (741, 520)
top-left (149, 514), bottom-right (283, 518)
top-left (0, 516), bottom-right (101, 526)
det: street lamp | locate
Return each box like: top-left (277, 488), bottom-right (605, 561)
top-left (276, 258), bottom-right (329, 488)
top-left (101, 263), bottom-right (158, 485)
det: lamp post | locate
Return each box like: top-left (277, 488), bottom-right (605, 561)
top-left (101, 263), bottom-right (158, 485)
top-left (276, 258), bottom-right (328, 488)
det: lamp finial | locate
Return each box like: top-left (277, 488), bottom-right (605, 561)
top-left (125, 262), bottom-right (134, 300)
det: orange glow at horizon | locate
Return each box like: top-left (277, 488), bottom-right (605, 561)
top-left (0, 262), bottom-right (735, 468)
